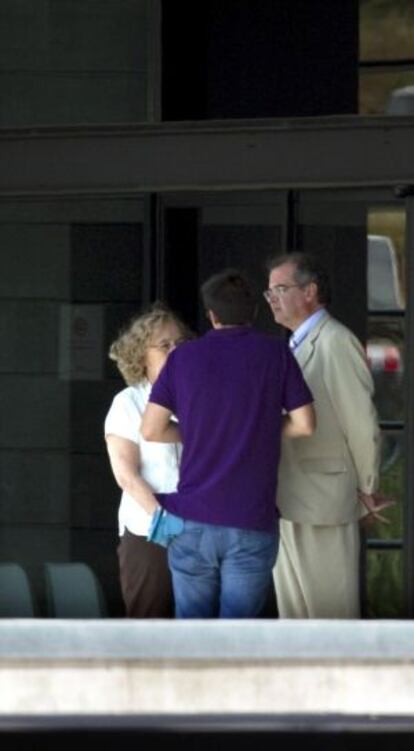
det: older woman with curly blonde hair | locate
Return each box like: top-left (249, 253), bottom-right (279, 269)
top-left (105, 303), bottom-right (191, 618)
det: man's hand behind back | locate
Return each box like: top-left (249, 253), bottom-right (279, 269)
top-left (358, 490), bottom-right (396, 527)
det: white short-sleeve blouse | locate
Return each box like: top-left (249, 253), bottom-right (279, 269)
top-left (104, 381), bottom-right (181, 536)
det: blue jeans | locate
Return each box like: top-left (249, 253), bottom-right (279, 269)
top-left (167, 520), bottom-right (279, 619)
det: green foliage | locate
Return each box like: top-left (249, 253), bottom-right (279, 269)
top-left (366, 550), bottom-right (403, 618)
top-left (360, 0), bottom-right (413, 16)
top-left (359, 0), bottom-right (414, 114)
top-left (366, 451), bottom-right (404, 617)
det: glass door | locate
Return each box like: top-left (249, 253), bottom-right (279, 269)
top-left (159, 190), bottom-right (289, 334)
top-left (299, 188), bottom-right (408, 617)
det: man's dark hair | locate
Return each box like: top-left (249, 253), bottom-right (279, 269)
top-left (267, 252), bottom-right (331, 305)
top-left (201, 268), bottom-right (256, 325)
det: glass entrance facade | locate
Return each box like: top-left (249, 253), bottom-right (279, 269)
top-left (0, 0), bottom-right (413, 618)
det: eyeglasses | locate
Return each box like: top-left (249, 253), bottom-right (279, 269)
top-left (263, 284), bottom-right (304, 302)
top-left (148, 338), bottom-right (186, 353)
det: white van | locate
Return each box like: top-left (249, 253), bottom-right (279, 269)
top-left (367, 234), bottom-right (404, 312)
top-left (366, 234), bottom-right (404, 469)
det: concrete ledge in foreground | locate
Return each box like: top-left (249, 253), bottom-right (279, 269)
top-left (0, 619), bottom-right (413, 715)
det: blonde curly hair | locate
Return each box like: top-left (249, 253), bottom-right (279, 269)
top-left (109, 302), bottom-right (191, 385)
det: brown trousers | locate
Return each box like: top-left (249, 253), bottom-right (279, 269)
top-left (117, 528), bottom-right (174, 618)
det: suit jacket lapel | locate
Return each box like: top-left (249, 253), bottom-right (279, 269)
top-left (295, 313), bottom-right (330, 370)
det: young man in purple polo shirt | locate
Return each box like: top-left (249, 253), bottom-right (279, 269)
top-left (142, 269), bottom-right (315, 618)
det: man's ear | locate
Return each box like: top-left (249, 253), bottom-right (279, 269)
top-left (207, 309), bottom-right (220, 327)
top-left (305, 281), bottom-right (318, 303)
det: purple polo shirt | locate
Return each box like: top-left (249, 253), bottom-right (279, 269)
top-left (149, 326), bottom-right (313, 532)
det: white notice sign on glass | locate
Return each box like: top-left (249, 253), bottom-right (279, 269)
top-left (59, 304), bottom-right (104, 380)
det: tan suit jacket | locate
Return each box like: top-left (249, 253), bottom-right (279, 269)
top-left (277, 313), bottom-right (381, 525)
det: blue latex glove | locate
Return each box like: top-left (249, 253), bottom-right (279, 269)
top-left (147, 508), bottom-right (185, 547)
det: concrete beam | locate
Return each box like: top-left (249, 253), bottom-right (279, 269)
top-left (0, 117), bottom-right (413, 197)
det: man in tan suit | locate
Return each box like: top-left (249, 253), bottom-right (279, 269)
top-left (264, 252), bottom-right (392, 618)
